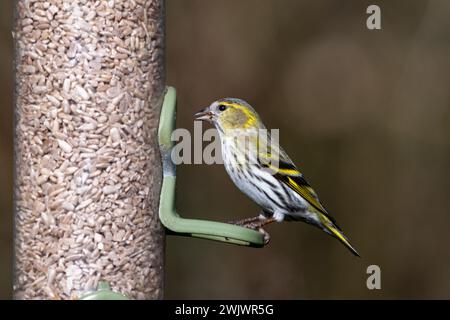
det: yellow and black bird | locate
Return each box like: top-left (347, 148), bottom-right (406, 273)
top-left (195, 98), bottom-right (359, 256)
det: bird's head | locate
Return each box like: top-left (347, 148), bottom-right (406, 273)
top-left (194, 98), bottom-right (263, 133)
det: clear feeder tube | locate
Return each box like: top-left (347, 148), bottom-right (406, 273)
top-left (13, 0), bottom-right (165, 299)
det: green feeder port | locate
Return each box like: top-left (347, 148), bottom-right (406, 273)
top-left (80, 282), bottom-right (129, 300)
top-left (158, 87), bottom-right (265, 247)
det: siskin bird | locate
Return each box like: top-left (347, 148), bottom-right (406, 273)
top-left (195, 98), bottom-right (359, 256)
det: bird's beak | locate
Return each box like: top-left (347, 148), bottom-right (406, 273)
top-left (194, 108), bottom-right (213, 122)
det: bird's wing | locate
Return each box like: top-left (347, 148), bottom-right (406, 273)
top-left (267, 163), bottom-right (328, 215)
top-left (257, 143), bottom-right (329, 216)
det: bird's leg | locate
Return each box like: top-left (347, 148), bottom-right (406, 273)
top-left (227, 215), bottom-right (261, 226)
top-left (242, 217), bottom-right (277, 245)
top-left (245, 217), bottom-right (277, 230)
top-left (227, 215), bottom-right (275, 245)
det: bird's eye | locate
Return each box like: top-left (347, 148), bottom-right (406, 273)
top-left (218, 104), bottom-right (227, 111)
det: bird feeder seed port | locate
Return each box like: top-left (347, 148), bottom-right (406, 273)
top-left (79, 282), bottom-right (129, 300)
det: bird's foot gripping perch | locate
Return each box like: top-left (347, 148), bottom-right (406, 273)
top-left (227, 216), bottom-right (277, 245)
top-left (256, 228), bottom-right (271, 245)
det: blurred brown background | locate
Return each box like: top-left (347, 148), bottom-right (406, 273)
top-left (1, 0), bottom-right (450, 299)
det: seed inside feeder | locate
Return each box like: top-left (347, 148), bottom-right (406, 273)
top-left (14, 0), bottom-right (165, 300)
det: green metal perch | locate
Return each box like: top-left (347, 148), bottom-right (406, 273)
top-left (158, 87), bottom-right (265, 247)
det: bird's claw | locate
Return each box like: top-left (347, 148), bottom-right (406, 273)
top-left (227, 218), bottom-right (271, 245)
top-left (258, 228), bottom-right (271, 245)
top-left (239, 222), bottom-right (270, 245)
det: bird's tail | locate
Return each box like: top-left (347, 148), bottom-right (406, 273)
top-left (319, 214), bottom-right (360, 257)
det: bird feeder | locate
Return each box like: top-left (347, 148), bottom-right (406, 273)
top-left (13, 0), bottom-right (165, 299)
top-left (13, 0), bottom-right (263, 301)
